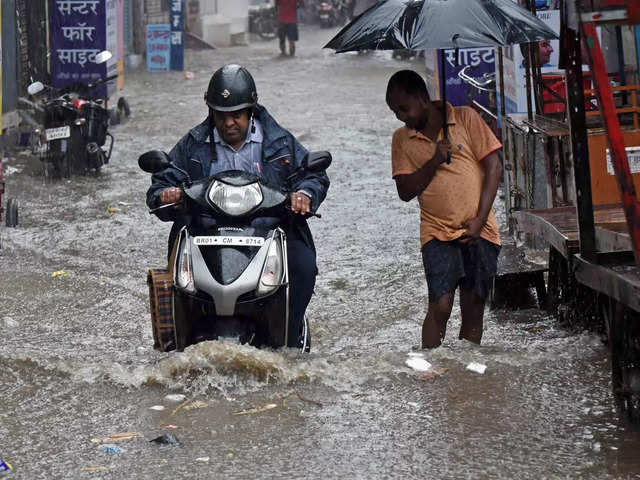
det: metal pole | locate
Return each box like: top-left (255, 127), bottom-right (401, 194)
top-left (498, 47), bottom-right (506, 119)
top-left (583, 21), bottom-right (640, 267)
top-left (524, 47), bottom-right (534, 121)
top-left (565, 15), bottom-right (596, 259)
top-left (523, 0), bottom-right (534, 120)
top-left (616, 26), bottom-right (627, 104)
top-left (440, 49), bottom-right (451, 163)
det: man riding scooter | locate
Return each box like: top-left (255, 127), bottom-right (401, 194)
top-left (146, 64), bottom-right (330, 349)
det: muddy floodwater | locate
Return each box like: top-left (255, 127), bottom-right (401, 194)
top-left (1, 26), bottom-right (639, 479)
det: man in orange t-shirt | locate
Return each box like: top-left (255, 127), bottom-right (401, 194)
top-left (386, 70), bottom-right (502, 348)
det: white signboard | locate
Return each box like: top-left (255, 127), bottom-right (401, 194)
top-left (606, 147), bottom-right (640, 175)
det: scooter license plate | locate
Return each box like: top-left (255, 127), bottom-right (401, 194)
top-left (45, 126), bottom-right (71, 141)
top-left (194, 236), bottom-right (265, 247)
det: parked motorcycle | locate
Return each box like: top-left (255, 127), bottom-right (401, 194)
top-left (140, 150), bottom-right (332, 353)
top-left (25, 51), bottom-right (129, 178)
top-left (249, 0), bottom-right (278, 40)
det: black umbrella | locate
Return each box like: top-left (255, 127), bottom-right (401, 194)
top-left (325, 0), bottom-right (558, 156)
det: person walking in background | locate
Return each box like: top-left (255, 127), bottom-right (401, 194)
top-left (385, 70), bottom-right (502, 349)
top-left (275, 0), bottom-right (300, 56)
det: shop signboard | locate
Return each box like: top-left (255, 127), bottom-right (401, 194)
top-left (170, 0), bottom-right (185, 71)
top-left (146, 24), bottom-right (171, 72)
top-left (49, 0), bottom-right (117, 98)
top-left (438, 46), bottom-right (496, 109)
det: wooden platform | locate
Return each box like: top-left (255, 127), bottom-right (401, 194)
top-left (512, 203), bottom-right (639, 313)
top-left (512, 204), bottom-right (632, 258)
top-left (573, 253), bottom-right (640, 313)
top-left (492, 243), bottom-right (548, 310)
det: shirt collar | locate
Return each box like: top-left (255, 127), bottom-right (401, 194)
top-left (212, 118), bottom-right (264, 147)
top-left (408, 101), bottom-right (457, 139)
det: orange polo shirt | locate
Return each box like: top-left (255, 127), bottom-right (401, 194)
top-left (391, 103), bottom-right (502, 248)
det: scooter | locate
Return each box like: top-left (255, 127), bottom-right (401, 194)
top-left (140, 150), bottom-right (332, 353)
top-left (25, 51), bottom-right (129, 178)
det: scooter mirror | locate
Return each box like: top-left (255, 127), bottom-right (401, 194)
top-left (94, 50), bottom-right (113, 64)
top-left (27, 82), bottom-right (45, 95)
top-left (138, 150), bottom-right (171, 173)
top-left (303, 151), bottom-right (332, 172)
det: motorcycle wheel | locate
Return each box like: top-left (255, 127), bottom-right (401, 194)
top-left (5, 198), bottom-right (18, 228)
top-left (117, 97), bottom-right (131, 120)
top-left (109, 108), bottom-right (120, 126)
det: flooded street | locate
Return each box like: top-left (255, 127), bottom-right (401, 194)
top-left (1, 26), bottom-right (639, 479)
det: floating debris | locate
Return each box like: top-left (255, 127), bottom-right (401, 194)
top-left (418, 367), bottom-right (448, 381)
top-left (150, 433), bottom-right (180, 446)
top-left (51, 270), bottom-right (67, 278)
top-left (97, 444), bottom-right (121, 455)
top-left (81, 466), bottom-right (108, 472)
top-left (183, 400), bottom-right (207, 411)
top-left (405, 354), bottom-right (432, 372)
top-left (466, 362), bottom-right (487, 374)
top-left (107, 205), bottom-right (121, 214)
top-left (233, 403), bottom-right (277, 416)
top-left (195, 457), bottom-right (210, 463)
top-left (0, 459), bottom-right (12, 473)
top-left (166, 425), bottom-right (178, 429)
top-left (165, 394), bottom-right (186, 403)
top-left (91, 432), bottom-right (141, 444)
top-left (0, 317), bottom-right (18, 328)
top-left (149, 405), bottom-right (166, 411)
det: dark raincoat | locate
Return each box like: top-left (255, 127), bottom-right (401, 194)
top-left (146, 104), bottom-right (330, 251)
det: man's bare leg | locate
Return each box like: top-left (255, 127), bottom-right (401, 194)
top-left (289, 40), bottom-right (295, 56)
top-left (459, 287), bottom-right (486, 344)
top-left (422, 291), bottom-right (455, 348)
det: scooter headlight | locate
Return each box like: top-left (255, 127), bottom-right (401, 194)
top-left (175, 238), bottom-right (196, 293)
top-left (256, 238), bottom-right (283, 297)
top-left (208, 180), bottom-right (263, 217)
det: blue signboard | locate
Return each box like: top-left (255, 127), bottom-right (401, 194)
top-left (439, 47), bottom-right (496, 109)
top-left (170, 0), bottom-right (185, 71)
top-left (146, 24), bottom-right (171, 72)
top-left (49, 0), bottom-right (108, 96)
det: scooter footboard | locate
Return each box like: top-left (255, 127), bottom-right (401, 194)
top-left (147, 268), bottom-right (176, 351)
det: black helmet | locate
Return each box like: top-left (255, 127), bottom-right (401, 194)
top-left (204, 64), bottom-right (258, 112)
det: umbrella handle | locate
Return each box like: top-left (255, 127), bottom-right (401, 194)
top-left (440, 49), bottom-right (451, 165)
